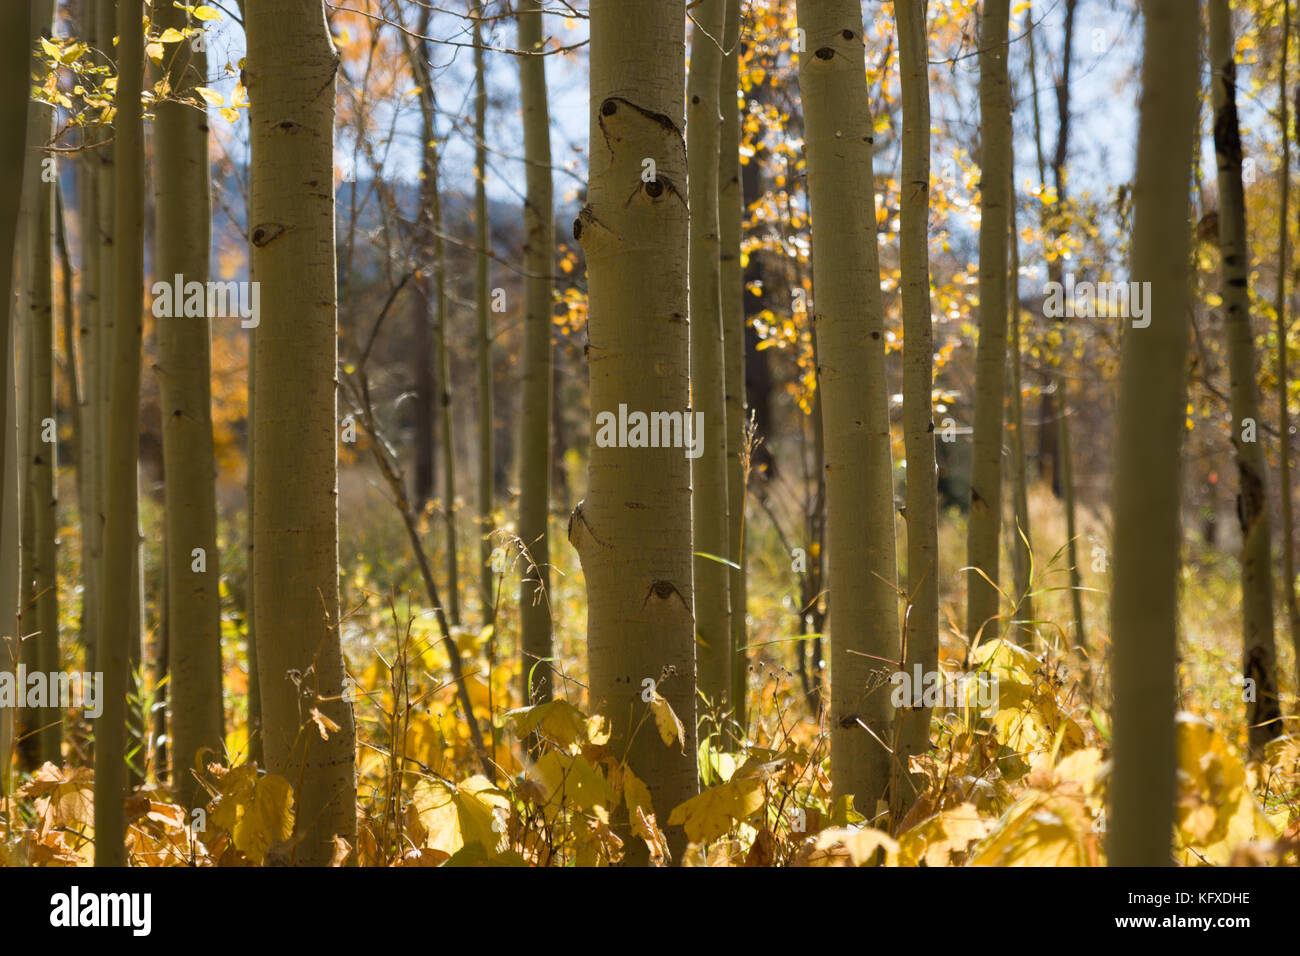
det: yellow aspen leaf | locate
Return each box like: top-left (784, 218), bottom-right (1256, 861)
top-left (649, 692), bottom-right (685, 750)
top-left (809, 826), bottom-right (900, 866)
top-left (666, 776), bottom-right (764, 844)
top-left (411, 776), bottom-right (510, 857)
top-left (194, 86), bottom-right (224, 106)
top-left (503, 699), bottom-right (590, 752)
top-left (623, 766), bottom-right (655, 830)
top-left (530, 752), bottom-right (614, 811)
top-left (1173, 714), bottom-right (1273, 863)
top-left (209, 768), bottom-right (296, 865)
top-left (966, 792), bottom-right (1090, 866)
top-left (16, 763), bottom-right (96, 836)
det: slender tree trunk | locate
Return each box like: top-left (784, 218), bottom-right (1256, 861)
top-left (435, 158), bottom-right (460, 627)
top-left (75, 1), bottom-right (103, 680)
top-left (572, 0), bottom-right (697, 864)
top-left (1277, 1), bottom-right (1300, 686)
top-left (246, 317), bottom-right (262, 766)
top-left (895, 0), bottom-right (938, 798)
top-left (411, 286), bottom-right (434, 507)
top-left (796, 0), bottom-right (901, 813)
top-left (1209, 0), bottom-right (1282, 754)
top-left (719, 0), bottom-right (748, 732)
top-left (96, 0), bottom-right (146, 866)
top-left (18, 401), bottom-right (34, 770)
top-left (152, 0), bottom-right (224, 808)
top-left (516, 0), bottom-right (554, 709)
top-left (687, 0), bottom-right (733, 713)
top-left (91, 0), bottom-right (115, 683)
top-left (1008, 161), bottom-right (1033, 644)
top-left (1028, 0), bottom-right (1083, 652)
top-left (247, 0), bottom-right (358, 864)
top-left (1034, 0), bottom-right (1077, 503)
top-left (966, 0), bottom-right (1012, 643)
top-left (1059, 383), bottom-right (1085, 648)
top-left (67, 161), bottom-right (99, 679)
top-left (1108, 0), bottom-right (1199, 868)
top-left (403, 9), bottom-right (460, 628)
top-left (472, 0), bottom-right (494, 617)
top-left (0, 0), bottom-right (29, 481)
top-left (0, 320), bottom-right (19, 795)
top-left (1052, 0), bottom-right (1086, 654)
top-left (21, 0), bottom-right (60, 767)
top-left (0, 0), bottom-right (26, 780)
top-left (410, 4), bottom-right (436, 510)
top-left (73, 5), bottom-right (99, 661)
top-left (14, 50), bottom-right (36, 775)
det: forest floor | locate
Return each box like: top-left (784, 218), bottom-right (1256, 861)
top-left (3, 465), bottom-right (1298, 866)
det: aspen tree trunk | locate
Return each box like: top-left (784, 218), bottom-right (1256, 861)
top-left (152, 0), bottom-right (224, 808)
top-left (473, 1), bottom-right (494, 616)
top-left (411, 285), bottom-right (434, 508)
top-left (436, 158), bottom-right (461, 627)
top-left (410, 2), bottom-right (436, 510)
top-left (1209, 0), bottom-right (1282, 753)
top-left (573, 0), bottom-right (697, 864)
top-left (416, 26), bottom-right (462, 629)
top-left (21, 0), bottom-right (60, 766)
top-left (895, 0), bottom-right (938, 788)
top-left (246, 319), bottom-right (263, 766)
top-left (0, 1), bottom-right (31, 791)
top-left (796, 0), bottom-right (901, 813)
top-left (1049, 0), bottom-right (1085, 652)
top-left (1028, 0), bottom-right (1066, 499)
top-left (1025, 3), bottom-right (1078, 650)
top-left (687, 0), bottom-right (733, 712)
top-left (403, 8), bottom-right (460, 627)
top-left (75, 0), bottom-right (101, 678)
top-left (96, 0), bottom-right (146, 867)
top-left (1108, 0), bottom-right (1199, 868)
top-left (70, 170), bottom-right (100, 677)
top-left (0, 1), bottom-right (28, 396)
top-left (247, 0), bottom-right (357, 865)
top-left (1277, 1), bottom-right (1300, 684)
top-left (0, 323), bottom-right (18, 795)
top-left (1059, 383), bottom-right (1085, 648)
top-left (1008, 176), bottom-right (1033, 643)
top-left (719, 0), bottom-right (748, 731)
top-left (515, 0), bottom-right (554, 707)
top-left (966, 0), bottom-right (1012, 643)
top-left (18, 413), bottom-right (35, 770)
top-left (96, 0), bottom-right (116, 487)
top-left (90, 0), bottom-right (115, 682)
